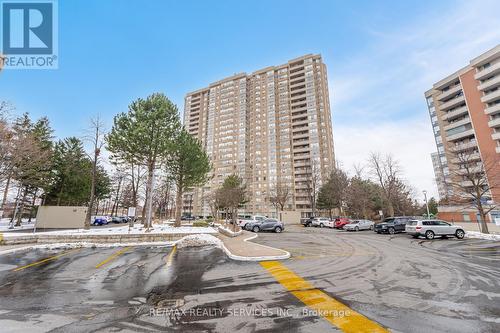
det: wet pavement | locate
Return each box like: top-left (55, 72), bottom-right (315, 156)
top-left (0, 225), bottom-right (499, 332)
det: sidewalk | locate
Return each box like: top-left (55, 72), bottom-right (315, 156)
top-left (217, 231), bottom-right (290, 261)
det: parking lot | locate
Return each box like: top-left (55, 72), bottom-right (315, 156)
top-left (0, 225), bottom-right (499, 332)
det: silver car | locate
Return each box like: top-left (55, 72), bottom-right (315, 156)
top-left (406, 219), bottom-right (465, 240)
top-left (344, 219), bottom-right (374, 231)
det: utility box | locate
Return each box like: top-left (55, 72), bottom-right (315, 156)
top-left (36, 206), bottom-right (87, 229)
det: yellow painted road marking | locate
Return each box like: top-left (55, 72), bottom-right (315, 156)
top-left (166, 245), bottom-right (177, 267)
top-left (260, 261), bottom-right (389, 333)
top-left (0, 233), bottom-right (3, 243)
top-left (95, 247), bottom-right (132, 268)
top-left (13, 249), bottom-right (81, 272)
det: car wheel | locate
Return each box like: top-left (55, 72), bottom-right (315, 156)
top-left (376, 231), bottom-right (381, 234)
top-left (320, 223), bottom-right (324, 228)
top-left (388, 227), bottom-right (395, 235)
top-left (275, 226), bottom-right (282, 233)
top-left (252, 226), bottom-right (260, 233)
top-left (455, 229), bottom-right (465, 239)
top-left (425, 230), bottom-right (435, 240)
top-left (355, 226), bottom-right (359, 232)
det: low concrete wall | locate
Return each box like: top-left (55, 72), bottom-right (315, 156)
top-left (1, 232), bottom-right (217, 245)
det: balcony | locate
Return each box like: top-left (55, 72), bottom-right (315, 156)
top-left (443, 118), bottom-right (471, 132)
top-left (450, 152), bottom-right (481, 164)
top-left (440, 95), bottom-right (465, 111)
top-left (437, 85), bottom-right (462, 101)
top-left (478, 75), bottom-right (500, 92)
top-left (452, 141), bottom-right (478, 152)
top-left (485, 103), bottom-right (500, 116)
top-left (491, 132), bottom-right (500, 140)
top-left (456, 166), bottom-right (483, 175)
top-left (496, 146), bottom-right (500, 154)
top-left (488, 117), bottom-right (500, 129)
top-left (441, 105), bottom-right (469, 121)
top-left (460, 180), bottom-right (474, 187)
top-left (481, 89), bottom-right (500, 104)
top-left (446, 128), bottom-right (475, 142)
top-left (474, 61), bottom-right (500, 81)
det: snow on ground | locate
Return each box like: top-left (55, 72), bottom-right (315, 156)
top-left (0, 218), bottom-right (35, 232)
top-left (176, 234), bottom-right (222, 249)
top-left (466, 231), bottom-right (500, 241)
top-left (2, 223), bottom-right (217, 237)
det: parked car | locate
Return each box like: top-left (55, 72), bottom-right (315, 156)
top-left (237, 214), bottom-right (266, 228)
top-left (301, 217), bottom-right (314, 227)
top-left (245, 218), bottom-right (284, 233)
top-left (92, 216), bottom-right (108, 226)
top-left (111, 216), bottom-right (128, 223)
top-left (311, 217), bottom-right (334, 228)
top-left (344, 219), bottom-right (374, 231)
top-left (334, 217), bottom-right (352, 229)
top-left (406, 219), bottom-right (465, 240)
top-left (374, 216), bottom-right (413, 234)
top-left (181, 215), bottom-right (196, 221)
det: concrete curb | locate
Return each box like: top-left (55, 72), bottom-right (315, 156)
top-left (219, 232), bottom-right (291, 261)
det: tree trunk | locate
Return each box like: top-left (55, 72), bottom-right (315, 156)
top-left (1, 173), bottom-right (11, 210)
top-left (387, 201), bottom-right (395, 217)
top-left (477, 203), bottom-right (490, 234)
top-left (144, 165), bottom-right (155, 229)
top-left (28, 189), bottom-right (38, 222)
top-left (16, 186), bottom-right (28, 226)
top-left (84, 148), bottom-right (98, 230)
top-left (174, 180), bottom-right (183, 228)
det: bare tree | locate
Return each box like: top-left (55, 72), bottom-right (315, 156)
top-left (304, 159), bottom-right (321, 216)
top-left (368, 152), bottom-right (401, 217)
top-left (447, 149), bottom-right (500, 234)
top-left (205, 190), bottom-right (221, 222)
top-left (83, 116), bottom-right (106, 229)
top-left (269, 182), bottom-right (291, 221)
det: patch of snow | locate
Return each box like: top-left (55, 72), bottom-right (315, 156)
top-left (2, 224), bottom-right (217, 238)
top-left (466, 231), bottom-right (500, 241)
top-left (0, 218), bottom-right (35, 232)
top-left (175, 234), bottom-right (222, 249)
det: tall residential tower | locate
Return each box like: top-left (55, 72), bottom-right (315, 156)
top-left (183, 54), bottom-right (335, 219)
top-left (425, 45), bottom-right (500, 222)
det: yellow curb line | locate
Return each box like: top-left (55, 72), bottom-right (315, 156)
top-left (260, 261), bottom-right (389, 333)
top-left (95, 247), bottom-right (132, 269)
top-left (166, 245), bottom-right (177, 267)
top-left (13, 248), bottom-right (81, 272)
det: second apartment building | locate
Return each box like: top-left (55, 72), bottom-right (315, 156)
top-left (183, 54), bottom-right (335, 218)
top-left (426, 44), bottom-right (500, 221)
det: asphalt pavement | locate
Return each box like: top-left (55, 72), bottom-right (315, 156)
top-left (0, 225), bottom-right (498, 332)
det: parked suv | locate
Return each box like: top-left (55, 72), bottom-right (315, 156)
top-left (301, 217), bottom-right (314, 227)
top-left (406, 220), bottom-right (465, 240)
top-left (334, 217), bottom-right (352, 229)
top-left (374, 216), bottom-right (413, 234)
top-left (245, 218), bottom-right (284, 233)
top-left (237, 214), bottom-right (266, 228)
top-left (311, 217), bottom-right (334, 228)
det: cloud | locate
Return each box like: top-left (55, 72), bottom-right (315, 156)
top-left (329, 0), bottom-right (500, 201)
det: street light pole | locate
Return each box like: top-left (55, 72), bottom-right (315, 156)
top-left (423, 190), bottom-right (430, 219)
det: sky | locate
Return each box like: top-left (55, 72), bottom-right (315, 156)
top-left (1, 0), bottom-right (500, 202)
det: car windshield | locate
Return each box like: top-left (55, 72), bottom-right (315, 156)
top-left (407, 220), bottom-right (418, 226)
top-left (351, 221), bottom-right (359, 224)
top-left (383, 218), bottom-right (395, 223)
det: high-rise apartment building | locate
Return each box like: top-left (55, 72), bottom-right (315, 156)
top-left (425, 45), bottom-right (500, 221)
top-left (183, 54), bottom-right (335, 218)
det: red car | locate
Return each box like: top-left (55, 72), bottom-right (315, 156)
top-left (334, 217), bottom-right (351, 229)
